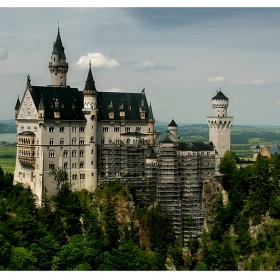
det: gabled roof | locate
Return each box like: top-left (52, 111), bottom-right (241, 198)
top-left (29, 86), bottom-right (85, 120)
top-left (52, 28), bottom-right (66, 59)
top-left (154, 131), bottom-right (178, 144)
top-left (212, 90), bottom-right (228, 100)
top-left (97, 91), bottom-right (149, 121)
top-left (168, 119), bottom-right (178, 127)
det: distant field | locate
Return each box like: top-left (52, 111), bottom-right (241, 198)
top-left (0, 146), bottom-right (16, 173)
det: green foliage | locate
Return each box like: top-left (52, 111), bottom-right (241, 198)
top-left (0, 170), bottom-right (183, 271)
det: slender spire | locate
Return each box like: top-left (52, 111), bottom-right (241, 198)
top-left (15, 96), bottom-right (20, 110)
top-left (148, 102), bottom-right (154, 120)
top-left (38, 95), bottom-right (45, 110)
top-left (84, 62), bottom-right (97, 92)
top-left (52, 26), bottom-right (66, 59)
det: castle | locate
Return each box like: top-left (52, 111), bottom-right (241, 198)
top-left (13, 28), bottom-right (232, 245)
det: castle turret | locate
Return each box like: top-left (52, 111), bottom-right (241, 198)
top-left (82, 62), bottom-right (98, 191)
top-left (49, 26), bottom-right (68, 87)
top-left (168, 119), bottom-right (178, 138)
top-left (147, 102), bottom-right (155, 146)
top-left (207, 89), bottom-right (233, 171)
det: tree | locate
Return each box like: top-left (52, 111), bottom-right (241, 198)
top-left (48, 166), bottom-right (69, 191)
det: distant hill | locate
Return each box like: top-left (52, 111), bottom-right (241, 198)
top-left (0, 120), bottom-right (16, 133)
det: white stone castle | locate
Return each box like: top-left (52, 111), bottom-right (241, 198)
top-left (13, 28), bottom-right (232, 244)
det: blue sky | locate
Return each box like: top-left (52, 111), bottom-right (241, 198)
top-left (1, 7), bottom-right (280, 126)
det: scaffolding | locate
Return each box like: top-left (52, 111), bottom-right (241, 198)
top-left (156, 142), bottom-right (182, 238)
top-left (179, 151), bottom-right (215, 244)
top-left (97, 141), bottom-right (150, 201)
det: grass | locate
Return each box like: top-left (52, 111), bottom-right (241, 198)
top-left (0, 158), bottom-right (15, 173)
top-left (0, 146), bottom-right (16, 173)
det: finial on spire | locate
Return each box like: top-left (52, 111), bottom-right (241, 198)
top-left (89, 60), bottom-right (91, 69)
top-left (26, 74), bottom-right (31, 85)
top-left (58, 21), bottom-right (60, 33)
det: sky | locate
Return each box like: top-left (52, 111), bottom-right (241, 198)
top-left (1, 6), bottom-right (280, 126)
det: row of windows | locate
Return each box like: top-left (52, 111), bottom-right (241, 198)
top-left (49, 149), bottom-right (93, 158)
top-left (102, 127), bottom-right (143, 133)
top-left (49, 136), bottom-right (95, 146)
top-left (49, 161), bottom-right (94, 170)
top-left (49, 126), bottom-right (85, 133)
top-left (20, 126), bottom-right (37, 132)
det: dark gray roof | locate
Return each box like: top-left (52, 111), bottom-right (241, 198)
top-left (148, 102), bottom-right (154, 120)
top-left (84, 66), bottom-right (96, 92)
top-left (52, 29), bottom-right (66, 59)
top-left (177, 142), bottom-right (213, 151)
top-left (97, 91), bottom-right (149, 121)
top-left (212, 90), bottom-right (228, 100)
top-left (18, 131), bottom-right (35, 136)
top-left (15, 96), bottom-right (20, 110)
top-left (29, 86), bottom-right (85, 121)
top-left (147, 149), bottom-right (158, 159)
top-left (168, 119), bottom-right (178, 127)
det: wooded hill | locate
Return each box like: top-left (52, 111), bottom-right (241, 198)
top-left (1, 151), bottom-right (280, 270)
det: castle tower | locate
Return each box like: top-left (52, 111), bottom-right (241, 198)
top-left (49, 26), bottom-right (69, 87)
top-left (168, 119), bottom-right (178, 138)
top-left (207, 89), bottom-right (233, 170)
top-left (82, 62), bottom-right (98, 191)
top-left (147, 102), bottom-right (155, 145)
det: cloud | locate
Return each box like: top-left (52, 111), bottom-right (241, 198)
top-left (132, 61), bottom-right (156, 69)
top-left (0, 47), bottom-right (8, 60)
top-left (76, 52), bottom-right (119, 69)
top-left (207, 76), bottom-right (225, 82)
top-left (160, 102), bottom-right (166, 107)
top-left (251, 79), bottom-right (264, 85)
top-left (108, 87), bottom-right (121, 92)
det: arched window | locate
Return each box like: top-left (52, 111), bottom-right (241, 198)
top-left (60, 138), bottom-right (65, 145)
top-left (49, 150), bottom-right (55, 158)
top-left (49, 138), bottom-right (54, 145)
top-left (72, 137), bottom-right (77, 145)
top-left (49, 126), bottom-right (54, 133)
top-left (63, 162), bottom-right (68, 169)
top-left (80, 161), bottom-right (84, 168)
top-left (79, 138), bottom-right (85, 145)
top-left (72, 150), bottom-right (77, 157)
top-left (80, 149), bottom-right (84, 157)
top-left (90, 136), bottom-right (95, 142)
top-left (127, 138), bottom-right (130, 145)
top-left (63, 150), bottom-right (68, 157)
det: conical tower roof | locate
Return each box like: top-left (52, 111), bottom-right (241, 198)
top-left (212, 89), bottom-right (228, 100)
top-left (168, 119), bottom-right (178, 127)
top-left (15, 96), bottom-right (20, 110)
top-left (84, 62), bottom-right (97, 92)
top-left (38, 95), bottom-right (45, 110)
top-left (148, 102), bottom-right (154, 120)
top-left (52, 27), bottom-right (66, 59)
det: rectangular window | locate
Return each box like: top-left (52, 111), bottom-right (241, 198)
top-left (103, 127), bottom-right (109, 132)
top-left (80, 174), bottom-right (85, 179)
top-left (79, 127), bottom-right (85, 133)
top-left (34, 126), bottom-right (37, 132)
top-left (114, 127), bottom-right (120, 132)
top-left (72, 174), bottom-right (77, 180)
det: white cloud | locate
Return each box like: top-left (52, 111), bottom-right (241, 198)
top-left (160, 102), bottom-right (166, 107)
top-left (133, 61), bottom-right (156, 69)
top-left (251, 79), bottom-right (264, 85)
top-left (0, 47), bottom-right (8, 60)
top-left (207, 76), bottom-right (225, 82)
top-left (76, 52), bottom-right (119, 69)
top-left (108, 87), bottom-right (121, 92)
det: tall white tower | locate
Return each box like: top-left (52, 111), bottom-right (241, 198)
top-left (49, 27), bottom-right (69, 87)
top-left (207, 89), bottom-right (233, 170)
top-left (82, 62), bottom-right (98, 191)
